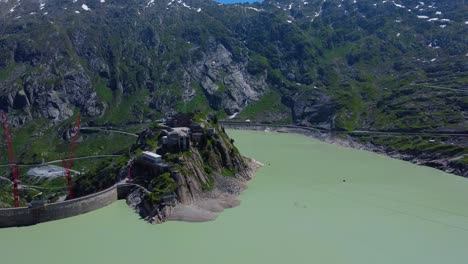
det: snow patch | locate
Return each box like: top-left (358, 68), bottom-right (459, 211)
top-left (246, 7), bottom-right (262, 12)
top-left (82, 4), bottom-right (90, 11)
top-left (228, 112), bottom-right (238, 120)
top-left (9, 2), bottom-right (20, 13)
top-left (311, 0), bottom-right (325, 22)
top-left (393, 2), bottom-right (405, 8)
top-left (417, 15), bottom-right (429, 19)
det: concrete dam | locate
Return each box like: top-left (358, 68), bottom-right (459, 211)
top-left (0, 183), bottom-right (136, 228)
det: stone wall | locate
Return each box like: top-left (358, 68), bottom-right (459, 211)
top-left (0, 184), bottom-right (133, 228)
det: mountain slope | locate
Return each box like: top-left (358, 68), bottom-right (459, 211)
top-left (0, 0), bottom-right (466, 165)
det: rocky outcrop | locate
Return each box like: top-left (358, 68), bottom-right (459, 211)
top-left (126, 120), bottom-right (260, 224)
top-left (287, 90), bottom-right (336, 129)
top-left (1, 64), bottom-right (105, 126)
top-left (187, 43), bottom-right (268, 115)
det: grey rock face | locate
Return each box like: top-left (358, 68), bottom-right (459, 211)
top-left (290, 91), bottom-right (335, 128)
top-left (1, 62), bottom-right (104, 126)
top-left (190, 44), bottom-right (267, 115)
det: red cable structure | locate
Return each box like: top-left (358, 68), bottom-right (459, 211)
top-left (63, 113), bottom-right (81, 199)
top-left (1, 111), bottom-right (20, 207)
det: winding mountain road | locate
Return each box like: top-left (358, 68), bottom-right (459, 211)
top-left (220, 121), bottom-right (468, 137)
top-left (0, 155), bottom-right (123, 168)
top-left (80, 127), bottom-right (138, 137)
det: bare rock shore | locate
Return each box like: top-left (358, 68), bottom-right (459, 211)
top-left (166, 158), bottom-right (263, 223)
top-left (127, 158), bottom-right (263, 224)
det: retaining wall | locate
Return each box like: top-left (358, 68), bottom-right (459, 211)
top-left (0, 184), bottom-right (134, 228)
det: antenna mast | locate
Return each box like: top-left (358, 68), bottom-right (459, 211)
top-left (1, 111), bottom-right (20, 207)
top-left (63, 113), bottom-right (81, 199)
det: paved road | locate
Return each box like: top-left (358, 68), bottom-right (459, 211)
top-left (220, 121), bottom-right (468, 137)
top-left (0, 154), bottom-right (123, 168)
top-left (0, 176), bottom-right (12, 184)
top-left (80, 127), bottom-right (138, 137)
top-left (118, 181), bottom-right (151, 194)
top-left (409, 83), bottom-right (468, 93)
top-left (347, 130), bottom-right (468, 137)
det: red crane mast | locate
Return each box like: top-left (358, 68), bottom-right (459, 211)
top-left (1, 111), bottom-right (20, 207)
top-left (63, 113), bottom-right (81, 199)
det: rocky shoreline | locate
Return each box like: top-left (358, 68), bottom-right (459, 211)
top-left (223, 124), bottom-right (467, 178)
top-left (127, 158), bottom-right (263, 224)
top-left (166, 158), bottom-right (263, 223)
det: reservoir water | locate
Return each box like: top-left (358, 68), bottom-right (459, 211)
top-left (1, 130), bottom-right (468, 263)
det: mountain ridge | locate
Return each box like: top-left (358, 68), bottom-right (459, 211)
top-left (0, 0), bottom-right (466, 169)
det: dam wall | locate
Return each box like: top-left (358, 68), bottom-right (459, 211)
top-left (0, 184), bottom-right (134, 228)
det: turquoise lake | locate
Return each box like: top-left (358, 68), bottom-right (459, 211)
top-left (0, 130), bottom-right (467, 264)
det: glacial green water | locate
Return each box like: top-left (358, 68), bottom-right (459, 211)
top-left (1, 130), bottom-right (468, 264)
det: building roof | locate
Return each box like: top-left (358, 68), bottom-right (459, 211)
top-left (169, 127), bottom-right (190, 137)
top-left (142, 151), bottom-right (162, 159)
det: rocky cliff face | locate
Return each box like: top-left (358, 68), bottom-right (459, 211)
top-left (172, 131), bottom-right (252, 205)
top-left (188, 43), bottom-right (267, 115)
top-left (126, 118), bottom-right (258, 223)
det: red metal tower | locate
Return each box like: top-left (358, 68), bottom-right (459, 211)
top-left (127, 166), bottom-right (132, 181)
top-left (1, 111), bottom-right (20, 207)
top-left (63, 113), bottom-right (81, 199)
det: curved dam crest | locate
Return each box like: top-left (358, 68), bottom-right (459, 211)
top-left (0, 184), bottom-right (134, 228)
